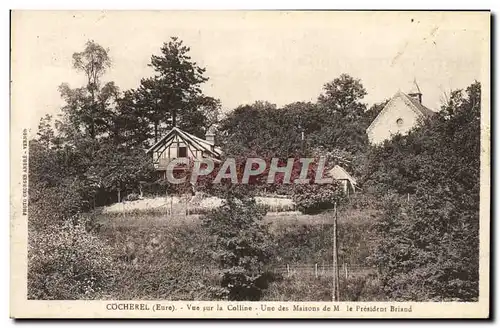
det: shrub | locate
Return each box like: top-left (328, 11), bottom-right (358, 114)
top-left (126, 193), bottom-right (140, 202)
top-left (201, 197), bottom-right (275, 301)
top-left (292, 182), bottom-right (345, 214)
top-left (28, 219), bottom-right (116, 300)
top-left (28, 183), bottom-right (87, 229)
top-left (372, 191), bottom-right (479, 301)
top-left (100, 224), bottom-right (215, 300)
top-left (346, 192), bottom-right (380, 210)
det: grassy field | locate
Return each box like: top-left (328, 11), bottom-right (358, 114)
top-left (100, 195), bottom-right (296, 216)
top-left (88, 194), bottom-right (383, 301)
top-left (93, 197), bottom-right (379, 227)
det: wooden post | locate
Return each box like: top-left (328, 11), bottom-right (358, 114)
top-left (344, 263), bottom-right (348, 280)
top-left (170, 195), bottom-right (173, 216)
top-left (332, 202), bottom-right (340, 301)
top-left (287, 264), bottom-right (290, 278)
top-left (315, 263), bottom-right (318, 279)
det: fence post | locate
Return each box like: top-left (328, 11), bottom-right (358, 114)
top-left (344, 263), bottom-right (348, 279)
top-left (170, 196), bottom-right (173, 216)
top-left (332, 202), bottom-right (340, 301)
top-left (286, 264), bottom-right (290, 277)
top-left (315, 263), bottom-right (318, 279)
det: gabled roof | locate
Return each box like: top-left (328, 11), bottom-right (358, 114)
top-left (146, 127), bottom-right (222, 160)
top-left (366, 91), bottom-right (435, 134)
top-left (404, 93), bottom-right (435, 117)
top-left (328, 165), bottom-right (357, 185)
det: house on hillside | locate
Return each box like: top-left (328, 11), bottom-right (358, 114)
top-left (366, 81), bottom-right (435, 145)
top-left (146, 127), bottom-right (222, 178)
top-left (328, 165), bottom-right (357, 196)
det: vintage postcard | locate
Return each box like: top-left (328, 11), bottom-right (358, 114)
top-left (10, 10), bottom-right (490, 318)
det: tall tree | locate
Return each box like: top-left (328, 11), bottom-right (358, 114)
top-left (219, 101), bottom-right (306, 159)
top-left (44, 40), bottom-right (155, 207)
top-left (58, 40), bottom-right (118, 142)
top-left (309, 74), bottom-right (369, 153)
top-left (36, 114), bottom-right (58, 149)
top-left (195, 95), bottom-right (221, 133)
top-left (134, 37), bottom-right (212, 141)
top-left (109, 89), bottom-right (152, 148)
top-left (318, 73), bottom-right (367, 119)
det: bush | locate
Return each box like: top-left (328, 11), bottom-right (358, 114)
top-left (126, 193), bottom-right (140, 202)
top-left (28, 219), bottom-right (116, 299)
top-left (28, 183), bottom-right (87, 229)
top-left (346, 192), bottom-right (380, 210)
top-left (201, 197), bottom-right (275, 301)
top-left (372, 192), bottom-right (479, 301)
top-left (292, 182), bottom-right (345, 214)
top-left (100, 224), bottom-right (215, 300)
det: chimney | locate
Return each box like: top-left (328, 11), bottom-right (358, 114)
top-left (205, 132), bottom-right (215, 145)
top-left (408, 92), bottom-right (422, 104)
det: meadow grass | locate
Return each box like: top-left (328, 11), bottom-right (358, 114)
top-left (85, 195), bottom-right (383, 301)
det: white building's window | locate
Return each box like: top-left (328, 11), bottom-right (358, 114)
top-left (396, 118), bottom-right (404, 127)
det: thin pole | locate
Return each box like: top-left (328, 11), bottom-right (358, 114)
top-left (332, 202), bottom-right (340, 301)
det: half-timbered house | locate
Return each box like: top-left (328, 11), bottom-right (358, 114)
top-left (146, 127), bottom-right (222, 178)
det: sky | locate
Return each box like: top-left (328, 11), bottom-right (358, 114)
top-left (11, 11), bottom-right (489, 133)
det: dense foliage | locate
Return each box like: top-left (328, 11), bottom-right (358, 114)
top-left (369, 82), bottom-right (481, 301)
top-left (28, 38), bottom-right (214, 299)
top-left (219, 74), bottom-right (373, 159)
top-left (28, 220), bottom-right (116, 300)
top-left (201, 195), bottom-right (275, 300)
top-left (27, 37), bottom-right (483, 302)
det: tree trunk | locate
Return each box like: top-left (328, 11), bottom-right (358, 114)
top-left (172, 109), bottom-right (177, 128)
top-left (154, 120), bottom-right (159, 143)
top-left (117, 189), bottom-right (121, 203)
top-left (90, 88), bottom-right (96, 140)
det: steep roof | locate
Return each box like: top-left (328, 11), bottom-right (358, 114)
top-left (328, 165), bottom-right (357, 185)
top-left (366, 91), bottom-right (435, 134)
top-left (146, 127), bottom-right (222, 159)
top-left (404, 93), bottom-right (435, 117)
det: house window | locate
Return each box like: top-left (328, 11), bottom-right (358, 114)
top-left (178, 146), bottom-right (187, 158)
top-left (396, 118), bottom-right (404, 127)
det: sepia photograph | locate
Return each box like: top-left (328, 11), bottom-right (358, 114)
top-left (10, 10), bottom-right (490, 318)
